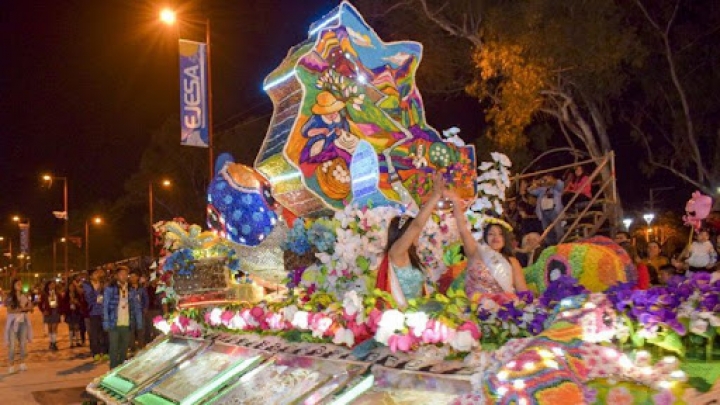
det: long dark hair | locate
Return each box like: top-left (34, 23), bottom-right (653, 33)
top-left (386, 216), bottom-right (423, 271)
top-left (8, 278), bottom-right (22, 309)
top-left (483, 223), bottom-right (515, 259)
top-left (44, 280), bottom-right (56, 296)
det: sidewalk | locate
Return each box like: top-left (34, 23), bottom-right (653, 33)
top-left (0, 310), bottom-right (108, 404)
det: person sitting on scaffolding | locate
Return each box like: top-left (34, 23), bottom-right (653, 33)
top-left (562, 164), bottom-right (592, 207)
top-left (527, 172), bottom-right (565, 245)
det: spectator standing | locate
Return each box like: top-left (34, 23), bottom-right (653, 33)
top-left (65, 276), bottom-right (86, 347)
top-left (527, 173), bottom-right (565, 245)
top-left (643, 241), bottom-right (668, 285)
top-left (657, 264), bottom-right (677, 286)
top-left (515, 232), bottom-right (543, 267)
top-left (621, 242), bottom-right (650, 290)
top-left (4, 278), bottom-right (33, 373)
top-left (39, 280), bottom-right (61, 351)
top-left (104, 266), bottom-right (143, 369)
top-left (84, 267), bottom-right (108, 361)
top-left (674, 229), bottom-right (718, 274)
top-left (128, 270), bottom-right (149, 352)
top-left (614, 231), bottom-right (631, 245)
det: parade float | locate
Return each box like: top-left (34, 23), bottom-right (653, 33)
top-left (88, 3), bottom-right (720, 404)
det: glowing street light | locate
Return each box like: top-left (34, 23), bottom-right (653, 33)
top-left (160, 8), bottom-right (177, 25)
top-left (643, 213), bottom-right (655, 225)
top-left (643, 213), bottom-right (655, 242)
top-left (622, 218), bottom-right (633, 231)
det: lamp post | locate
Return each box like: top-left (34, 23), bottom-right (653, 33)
top-left (52, 237), bottom-right (66, 277)
top-left (149, 179), bottom-right (172, 259)
top-left (643, 213), bottom-right (655, 242)
top-left (43, 174), bottom-right (69, 279)
top-left (85, 217), bottom-right (103, 272)
top-left (12, 215), bottom-right (30, 259)
top-left (160, 8), bottom-right (214, 182)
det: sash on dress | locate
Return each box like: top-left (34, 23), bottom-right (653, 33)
top-left (375, 255), bottom-right (410, 309)
top-left (464, 257), bottom-right (505, 298)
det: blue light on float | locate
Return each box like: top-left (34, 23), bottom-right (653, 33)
top-left (262, 70), bottom-right (297, 91)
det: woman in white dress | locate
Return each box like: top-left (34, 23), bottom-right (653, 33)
top-left (445, 190), bottom-right (528, 296)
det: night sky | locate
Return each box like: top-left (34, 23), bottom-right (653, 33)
top-left (0, 0), bottom-right (682, 272)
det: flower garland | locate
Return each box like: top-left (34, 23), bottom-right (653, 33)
top-left (155, 272), bottom-right (720, 361)
top-left (468, 152), bottom-right (513, 239)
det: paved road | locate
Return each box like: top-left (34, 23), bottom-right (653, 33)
top-left (0, 308), bottom-right (108, 404)
top-left (0, 309), bottom-right (94, 367)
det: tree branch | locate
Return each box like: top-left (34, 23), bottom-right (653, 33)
top-left (634, 121), bottom-right (711, 193)
top-left (634, 0), bottom-right (708, 183)
top-left (415, 0), bottom-right (483, 47)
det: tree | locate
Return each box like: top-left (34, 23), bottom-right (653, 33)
top-left (115, 113), bottom-right (273, 256)
top-left (357, 0), bottom-right (645, 222)
top-left (625, 0), bottom-right (720, 201)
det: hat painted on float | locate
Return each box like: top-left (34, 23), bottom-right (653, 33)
top-left (311, 91), bottom-right (345, 115)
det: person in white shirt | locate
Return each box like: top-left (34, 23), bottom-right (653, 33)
top-left (674, 229), bottom-right (718, 274)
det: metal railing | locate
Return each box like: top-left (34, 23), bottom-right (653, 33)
top-left (516, 152), bottom-right (617, 246)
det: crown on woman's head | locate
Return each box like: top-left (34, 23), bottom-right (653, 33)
top-left (483, 216), bottom-right (514, 233)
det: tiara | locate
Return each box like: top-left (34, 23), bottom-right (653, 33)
top-left (483, 216), bottom-right (514, 232)
top-left (398, 214), bottom-right (413, 228)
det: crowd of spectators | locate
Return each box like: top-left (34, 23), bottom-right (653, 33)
top-left (502, 164), bottom-right (596, 266)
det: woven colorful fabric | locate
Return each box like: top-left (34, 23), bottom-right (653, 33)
top-left (524, 236), bottom-right (635, 294)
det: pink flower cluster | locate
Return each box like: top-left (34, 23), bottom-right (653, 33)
top-left (153, 314), bottom-right (202, 338)
top-left (152, 292), bottom-right (483, 354)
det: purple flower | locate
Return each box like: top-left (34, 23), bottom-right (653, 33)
top-left (517, 290), bottom-right (534, 304)
top-left (539, 276), bottom-right (589, 307)
top-left (498, 302), bottom-right (523, 322)
top-left (583, 387), bottom-right (598, 404)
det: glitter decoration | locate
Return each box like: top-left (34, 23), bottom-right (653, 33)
top-left (207, 155), bottom-right (279, 247)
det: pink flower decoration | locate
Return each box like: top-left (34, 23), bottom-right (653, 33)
top-left (457, 321), bottom-right (481, 340)
top-left (367, 308), bottom-right (382, 332)
top-left (250, 307), bottom-right (265, 320)
top-left (653, 390), bottom-right (675, 405)
top-left (178, 316), bottom-right (190, 328)
top-left (204, 312), bottom-right (213, 324)
top-left (170, 323), bottom-right (182, 335)
top-left (220, 310), bottom-right (235, 326)
top-left (153, 315), bottom-right (165, 325)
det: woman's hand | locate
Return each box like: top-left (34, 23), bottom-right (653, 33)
top-left (443, 189), bottom-right (465, 214)
top-left (431, 171), bottom-right (446, 198)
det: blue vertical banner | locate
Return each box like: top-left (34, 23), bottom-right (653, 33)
top-left (18, 223), bottom-right (29, 254)
top-left (179, 39), bottom-right (209, 147)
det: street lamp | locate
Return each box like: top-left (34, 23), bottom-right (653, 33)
top-left (622, 218), bottom-right (633, 231)
top-left (643, 213), bottom-right (655, 242)
top-left (52, 238), bottom-right (66, 277)
top-left (85, 216), bottom-right (103, 271)
top-left (42, 174), bottom-right (69, 279)
top-left (149, 179), bottom-right (172, 259)
top-left (160, 8), bottom-right (176, 24)
top-left (160, 8), bottom-right (215, 182)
